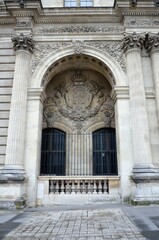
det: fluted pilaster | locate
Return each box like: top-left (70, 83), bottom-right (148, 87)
top-left (123, 32), bottom-right (153, 172)
top-left (1, 33), bottom-right (34, 180)
top-left (145, 33), bottom-right (159, 125)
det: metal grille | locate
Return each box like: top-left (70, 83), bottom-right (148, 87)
top-left (93, 128), bottom-right (118, 175)
top-left (40, 128), bottom-right (66, 175)
top-left (40, 128), bottom-right (117, 176)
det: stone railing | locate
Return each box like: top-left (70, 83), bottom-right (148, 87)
top-left (40, 176), bottom-right (119, 194)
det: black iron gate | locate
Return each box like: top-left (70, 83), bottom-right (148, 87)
top-left (40, 128), bottom-right (117, 176)
top-left (40, 128), bottom-right (66, 175)
top-left (93, 128), bottom-right (117, 175)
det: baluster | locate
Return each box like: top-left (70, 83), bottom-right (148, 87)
top-left (74, 181), bottom-right (77, 194)
top-left (55, 181), bottom-right (59, 194)
top-left (103, 180), bottom-right (108, 194)
top-left (66, 180), bottom-right (70, 194)
top-left (93, 180), bottom-right (97, 194)
top-left (72, 180), bottom-right (75, 194)
top-left (50, 181), bottom-right (54, 193)
top-left (77, 181), bottom-right (81, 194)
top-left (98, 180), bottom-right (102, 194)
top-left (61, 180), bottom-right (65, 194)
top-left (88, 180), bottom-right (91, 194)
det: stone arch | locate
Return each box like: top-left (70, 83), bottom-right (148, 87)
top-left (31, 45), bottom-right (127, 89)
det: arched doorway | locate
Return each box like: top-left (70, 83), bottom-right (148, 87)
top-left (26, 47), bottom-right (131, 205)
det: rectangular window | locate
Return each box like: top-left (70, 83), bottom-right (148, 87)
top-left (64, 0), bottom-right (93, 7)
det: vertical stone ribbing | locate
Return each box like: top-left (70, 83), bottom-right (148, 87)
top-left (145, 33), bottom-right (159, 125)
top-left (123, 33), bottom-right (153, 167)
top-left (4, 34), bottom-right (34, 175)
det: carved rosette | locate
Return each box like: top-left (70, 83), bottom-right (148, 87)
top-left (12, 33), bottom-right (34, 53)
top-left (122, 32), bottom-right (145, 53)
top-left (145, 33), bottom-right (159, 53)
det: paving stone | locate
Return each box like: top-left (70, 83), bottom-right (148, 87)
top-left (1, 208), bottom-right (147, 240)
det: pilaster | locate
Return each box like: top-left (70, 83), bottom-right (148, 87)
top-left (123, 32), bottom-right (159, 204)
top-left (0, 33), bottom-right (34, 181)
top-left (145, 33), bottom-right (159, 126)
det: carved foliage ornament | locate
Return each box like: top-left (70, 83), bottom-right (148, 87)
top-left (72, 40), bottom-right (84, 55)
top-left (145, 33), bottom-right (159, 53)
top-left (122, 32), bottom-right (145, 53)
top-left (12, 33), bottom-right (34, 53)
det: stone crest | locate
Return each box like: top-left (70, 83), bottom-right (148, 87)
top-left (43, 70), bottom-right (115, 129)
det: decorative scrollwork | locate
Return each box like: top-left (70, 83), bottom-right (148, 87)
top-left (145, 32), bottom-right (159, 53)
top-left (12, 33), bottom-right (34, 53)
top-left (122, 32), bottom-right (145, 53)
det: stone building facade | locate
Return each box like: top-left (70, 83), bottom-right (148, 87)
top-left (0, 0), bottom-right (159, 208)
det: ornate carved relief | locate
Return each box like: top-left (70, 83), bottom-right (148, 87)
top-left (122, 32), bottom-right (145, 52)
top-left (38, 24), bottom-right (124, 34)
top-left (125, 18), bottom-right (159, 27)
top-left (72, 40), bottom-right (84, 54)
top-left (32, 41), bottom-right (126, 74)
top-left (12, 33), bottom-right (34, 53)
top-left (43, 70), bottom-right (115, 130)
top-left (86, 41), bottom-right (126, 71)
top-left (16, 20), bottom-right (32, 28)
top-left (32, 42), bottom-right (71, 73)
top-left (145, 33), bottom-right (159, 53)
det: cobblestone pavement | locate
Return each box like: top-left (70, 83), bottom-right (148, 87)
top-left (2, 208), bottom-right (146, 240)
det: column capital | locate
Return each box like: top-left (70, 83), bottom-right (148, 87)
top-left (122, 32), bottom-right (145, 53)
top-left (145, 32), bottom-right (159, 54)
top-left (11, 33), bottom-right (34, 53)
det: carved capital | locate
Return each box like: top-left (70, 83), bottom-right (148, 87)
top-left (145, 33), bottom-right (159, 53)
top-left (122, 32), bottom-right (145, 53)
top-left (12, 33), bottom-right (34, 53)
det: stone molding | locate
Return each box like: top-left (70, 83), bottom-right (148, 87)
top-left (125, 17), bottom-right (159, 27)
top-left (32, 41), bottom-right (126, 74)
top-left (145, 32), bottom-right (159, 53)
top-left (110, 86), bottom-right (129, 102)
top-left (12, 33), bottom-right (34, 53)
top-left (122, 32), bottom-right (145, 53)
top-left (38, 24), bottom-right (124, 34)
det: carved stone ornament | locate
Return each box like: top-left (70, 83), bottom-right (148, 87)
top-left (125, 18), bottom-right (159, 27)
top-left (43, 70), bottom-right (115, 129)
top-left (86, 41), bottom-right (126, 71)
top-left (38, 24), bottom-right (124, 34)
top-left (145, 33), bottom-right (159, 53)
top-left (32, 42), bottom-right (71, 73)
top-left (72, 40), bottom-right (84, 54)
top-left (122, 32), bottom-right (145, 53)
top-left (12, 33), bottom-right (34, 53)
top-left (16, 20), bottom-right (32, 28)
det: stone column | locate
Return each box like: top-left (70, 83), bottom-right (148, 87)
top-left (123, 32), bottom-right (154, 173)
top-left (1, 33), bottom-right (34, 180)
top-left (123, 32), bottom-right (159, 204)
top-left (145, 33), bottom-right (159, 125)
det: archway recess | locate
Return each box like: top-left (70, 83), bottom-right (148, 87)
top-left (31, 45), bottom-right (127, 89)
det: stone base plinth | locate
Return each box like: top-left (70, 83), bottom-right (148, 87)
top-left (0, 181), bottom-right (27, 209)
top-left (131, 170), bottom-right (159, 205)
